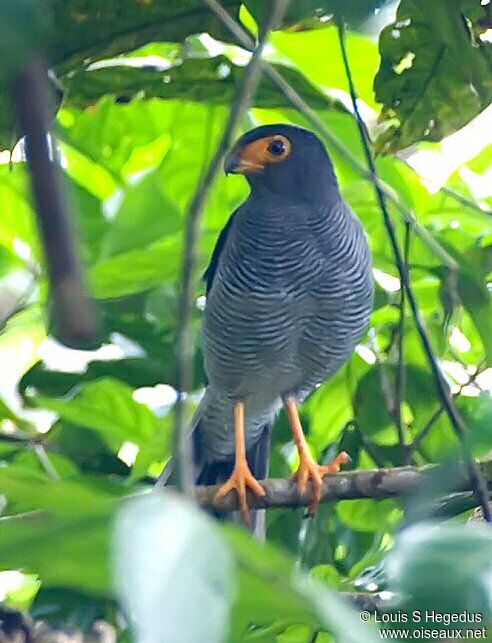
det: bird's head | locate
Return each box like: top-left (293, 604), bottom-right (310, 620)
top-left (224, 124), bottom-right (339, 202)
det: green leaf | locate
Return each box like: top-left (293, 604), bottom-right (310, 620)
top-left (130, 414), bottom-right (173, 481)
top-left (65, 177), bottom-right (109, 265)
top-left (0, 165), bottom-right (40, 260)
top-left (89, 236), bottom-right (181, 298)
top-left (0, 0), bottom-right (50, 81)
top-left (52, 1), bottom-right (244, 69)
top-left (19, 356), bottom-right (170, 399)
top-left (354, 364), bottom-right (440, 445)
top-left (0, 395), bottom-right (23, 424)
top-left (310, 564), bottom-right (344, 590)
top-left (303, 367), bottom-right (354, 452)
top-left (0, 469), bottom-right (130, 594)
top-left (0, 507), bottom-right (111, 594)
top-left (64, 56), bottom-right (332, 114)
top-left (101, 171), bottom-right (182, 257)
top-left (375, 0), bottom-right (492, 152)
top-left (459, 393), bottom-right (492, 459)
top-left (35, 377), bottom-right (159, 448)
top-left (457, 272), bottom-right (492, 365)
top-left (246, 0), bottom-right (393, 30)
top-left (57, 97), bottom-right (175, 181)
top-left (224, 525), bottom-right (381, 643)
top-left (0, 307), bottom-right (46, 396)
top-left (336, 499), bottom-right (402, 533)
top-left (269, 25), bottom-right (380, 109)
top-left (47, 423), bottom-right (130, 477)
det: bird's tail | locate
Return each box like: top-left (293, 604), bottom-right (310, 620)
top-left (155, 393), bottom-right (271, 540)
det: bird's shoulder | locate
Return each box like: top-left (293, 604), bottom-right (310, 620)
top-left (203, 207), bottom-right (239, 295)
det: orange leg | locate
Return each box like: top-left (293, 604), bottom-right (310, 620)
top-left (213, 401), bottom-right (266, 524)
top-left (285, 398), bottom-right (349, 515)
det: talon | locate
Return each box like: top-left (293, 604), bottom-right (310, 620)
top-left (292, 450), bottom-right (350, 516)
top-left (213, 461), bottom-right (265, 524)
top-left (319, 451), bottom-right (350, 476)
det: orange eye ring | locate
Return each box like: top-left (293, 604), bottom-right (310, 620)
top-left (230, 134), bottom-right (292, 174)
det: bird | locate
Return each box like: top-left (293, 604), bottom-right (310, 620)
top-left (160, 124), bottom-right (374, 533)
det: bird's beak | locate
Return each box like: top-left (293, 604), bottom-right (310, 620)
top-left (224, 148), bottom-right (264, 175)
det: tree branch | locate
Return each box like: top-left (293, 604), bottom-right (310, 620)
top-left (173, 0), bottom-right (290, 495)
top-left (336, 20), bottom-right (492, 523)
top-left (395, 222), bottom-right (410, 450)
top-left (10, 58), bottom-right (100, 349)
top-left (441, 185), bottom-right (492, 216)
top-left (191, 462), bottom-right (492, 512)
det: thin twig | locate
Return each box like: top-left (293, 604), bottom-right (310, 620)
top-left (0, 433), bottom-right (43, 444)
top-left (347, 365), bottom-right (386, 469)
top-left (190, 461), bottom-right (492, 511)
top-left (173, 0), bottom-right (290, 496)
top-left (395, 222), bottom-right (410, 448)
top-left (409, 365), bottom-right (484, 456)
top-left (353, 420), bottom-right (386, 468)
top-left (33, 443), bottom-right (60, 481)
top-left (336, 20), bottom-right (492, 523)
top-left (410, 406), bottom-right (445, 456)
top-left (201, 0), bottom-right (458, 274)
top-left (441, 185), bottom-right (492, 215)
top-left (369, 331), bottom-right (398, 427)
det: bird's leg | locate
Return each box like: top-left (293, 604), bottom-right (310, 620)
top-left (213, 401), bottom-right (266, 524)
top-left (284, 397), bottom-right (349, 515)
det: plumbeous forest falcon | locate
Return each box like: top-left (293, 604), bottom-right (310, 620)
top-left (161, 124), bottom-right (374, 532)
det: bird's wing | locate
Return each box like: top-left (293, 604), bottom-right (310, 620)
top-left (203, 209), bottom-right (238, 295)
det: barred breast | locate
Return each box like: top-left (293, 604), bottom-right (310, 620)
top-left (200, 193), bottom-right (373, 459)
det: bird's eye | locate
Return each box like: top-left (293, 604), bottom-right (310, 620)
top-left (268, 138), bottom-right (286, 157)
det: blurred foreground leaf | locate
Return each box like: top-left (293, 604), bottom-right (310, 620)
top-left (386, 522), bottom-right (492, 635)
top-left (114, 492), bottom-right (235, 643)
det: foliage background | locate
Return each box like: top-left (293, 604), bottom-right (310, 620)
top-left (0, 0), bottom-right (491, 641)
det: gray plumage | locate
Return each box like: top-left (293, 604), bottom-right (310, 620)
top-left (198, 125), bottom-right (374, 464)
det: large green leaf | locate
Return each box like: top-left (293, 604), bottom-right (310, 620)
top-left (64, 56), bottom-right (333, 113)
top-left (354, 364), bottom-right (440, 445)
top-left (225, 524), bottom-right (381, 642)
top-left (89, 236), bottom-right (181, 298)
top-left (47, 1), bottom-right (243, 74)
top-left (375, 0), bottom-right (492, 153)
top-left (245, 0), bottom-right (393, 29)
top-left (100, 170), bottom-right (182, 258)
top-left (0, 468), bottom-right (125, 595)
top-left (34, 377), bottom-right (160, 447)
top-left (0, 510), bottom-right (111, 594)
top-left (0, 165), bottom-right (40, 261)
top-left (1, 0), bottom-right (243, 146)
top-left (19, 357), bottom-right (170, 398)
top-left (336, 499), bottom-right (402, 533)
top-left (269, 25), bottom-right (380, 109)
top-left (0, 0), bottom-right (49, 80)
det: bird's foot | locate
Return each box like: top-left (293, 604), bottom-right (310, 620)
top-left (213, 459), bottom-right (266, 524)
top-left (292, 451), bottom-right (350, 516)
